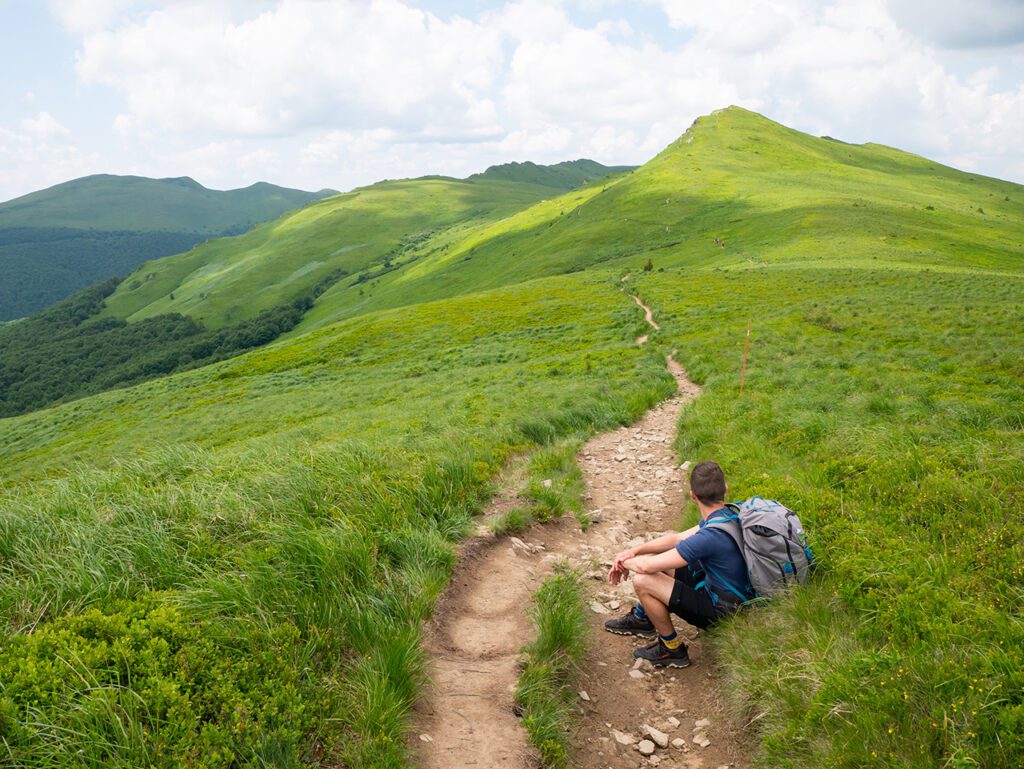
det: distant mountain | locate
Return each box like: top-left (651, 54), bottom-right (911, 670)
top-left (467, 158), bottom-right (634, 189)
top-left (0, 175), bottom-right (337, 320)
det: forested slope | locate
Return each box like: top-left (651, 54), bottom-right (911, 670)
top-left (0, 175), bottom-right (335, 320)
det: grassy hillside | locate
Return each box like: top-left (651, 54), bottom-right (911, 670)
top-left (635, 266), bottom-right (1022, 767)
top-left (0, 175), bottom-right (335, 320)
top-left (101, 163), bottom-right (633, 329)
top-left (0, 275), bottom-right (670, 767)
top-left (1, 107), bottom-right (1022, 768)
top-left (294, 107), bottom-right (1023, 332)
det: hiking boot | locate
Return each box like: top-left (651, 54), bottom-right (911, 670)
top-left (604, 610), bottom-right (656, 637)
top-left (633, 639), bottom-right (691, 668)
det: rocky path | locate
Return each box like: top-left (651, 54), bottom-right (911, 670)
top-left (413, 299), bottom-right (749, 769)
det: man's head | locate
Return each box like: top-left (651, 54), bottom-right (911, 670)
top-left (689, 461), bottom-right (726, 506)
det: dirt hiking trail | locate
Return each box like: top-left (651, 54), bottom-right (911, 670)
top-left (414, 299), bottom-right (749, 769)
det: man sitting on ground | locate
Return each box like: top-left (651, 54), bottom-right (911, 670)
top-left (604, 461), bottom-right (753, 667)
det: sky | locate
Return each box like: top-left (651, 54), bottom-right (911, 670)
top-left (1, 0), bottom-right (1023, 201)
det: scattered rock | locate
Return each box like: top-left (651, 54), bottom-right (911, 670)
top-left (694, 718), bottom-right (711, 729)
top-left (681, 461), bottom-right (692, 471)
top-left (668, 716), bottom-right (681, 728)
top-left (579, 690), bottom-right (591, 702)
top-left (590, 601), bottom-right (610, 615)
top-left (637, 739), bottom-right (656, 756)
top-left (608, 600), bottom-right (621, 610)
top-left (642, 724), bottom-right (669, 748)
top-left (629, 669), bottom-right (646, 679)
top-left (542, 478), bottom-right (553, 488)
top-left (611, 729), bottom-right (637, 746)
top-left (671, 738), bottom-right (686, 748)
top-left (648, 754), bottom-right (662, 765)
top-left (419, 733), bottom-right (433, 743)
top-left (633, 657), bottom-right (653, 671)
top-left (693, 733), bottom-right (711, 748)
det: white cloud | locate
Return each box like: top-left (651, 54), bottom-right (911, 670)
top-left (4, 0), bottom-right (1021, 201)
top-left (20, 112), bottom-right (72, 140)
top-left (0, 120), bottom-right (92, 201)
top-left (75, 1), bottom-right (507, 139)
top-left (48, 0), bottom-right (145, 34)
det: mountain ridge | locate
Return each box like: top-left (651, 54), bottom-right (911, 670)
top-left (0, 174), bottom-right (337, 320)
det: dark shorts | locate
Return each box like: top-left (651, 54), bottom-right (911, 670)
top-left (667, 568), bottom-right (736, 629)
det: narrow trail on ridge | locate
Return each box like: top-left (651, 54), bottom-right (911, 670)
top-left (413, 296), bottom-right (749, 769)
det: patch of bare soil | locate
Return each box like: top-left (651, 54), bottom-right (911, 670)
top-left (414, 301), bottom-right (750, 769)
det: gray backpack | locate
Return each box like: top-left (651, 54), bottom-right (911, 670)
top-left (706, 496), bottom-right (813, 599)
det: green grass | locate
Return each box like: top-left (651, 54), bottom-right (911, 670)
top-left (515, 567), bottom-right (589, 769)
top-left (632, 266), bottom-right (1023, 768)
top-left (0, 275), bottom-right (671, 767)
top-left (100, 163), bottom-right (630, 331)
top-left (2, 105), bottom-right (1023, 768)
top-left (489, 438), bottom-right (588, 535)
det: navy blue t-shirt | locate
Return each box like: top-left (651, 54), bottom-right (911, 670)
top-left (675, 508), bottom-right (754, 603)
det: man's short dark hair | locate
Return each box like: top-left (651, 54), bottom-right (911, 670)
top-left (690, 461), bottom-right (726, 505)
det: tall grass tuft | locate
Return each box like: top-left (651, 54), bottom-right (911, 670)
top-left (515, 567), bottom-right (589, 769)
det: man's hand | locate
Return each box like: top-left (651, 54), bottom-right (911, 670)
top-left (608, 547), bottom-right (636, 585)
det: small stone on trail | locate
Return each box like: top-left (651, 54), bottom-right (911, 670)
top-left (608, 600), bottom-right (621, 610)
top-left (637, 739), bottom-right (656, 756)
top-left (590, 601), bottom-right (610, 615)
top-left (633, 657), bottom-right (653, 671)
top-left (680, 461), bottom-right (691, 471)
top-left (694, 718), bottom-right (711, 729)
top-left (642, 724), bottom-right (669, 748)
top-left (611, 729), bottom-right (637, 745)
top-left (579, 690), bottom-right (591, 702)
top-left (629, 669), bottom-right (646, 679)
top-left (668, 716), bottom-right (681, 728)
top-left (509, 536), bottom-right (544, 554)
top-left (693, 733), bottom-right (711, 748)
top-left (419, 733), bottom-right (433, 743)
top-left (671, 738), bottom-right (686, 748)
top-left (542, 478), bottom-right (553, 488)
top-left (648, 754), bottom-right (662, 765)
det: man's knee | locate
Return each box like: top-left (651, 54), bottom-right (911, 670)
top-left (634, 572), bottom-right (657, 595)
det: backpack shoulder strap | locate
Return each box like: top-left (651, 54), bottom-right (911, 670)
top-left (705, 505), bottom-right (743, 550)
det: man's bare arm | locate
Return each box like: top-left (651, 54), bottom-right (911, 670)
top-left (607, 523), bottom-right (700, 583)
top-left (624, 548), bottom-right (687, 574)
